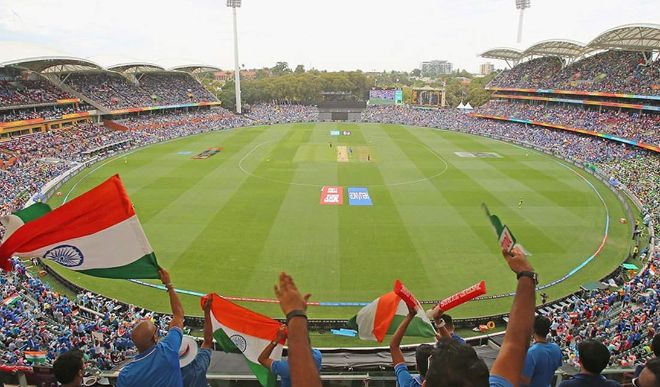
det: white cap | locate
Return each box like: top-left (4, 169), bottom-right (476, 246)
top-left (178, 336), bottom-right (199, 368)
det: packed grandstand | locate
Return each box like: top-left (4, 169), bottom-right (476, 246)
top-left (0, 22), bottom-right (658, 387)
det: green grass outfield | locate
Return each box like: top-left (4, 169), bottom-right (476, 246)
top-left (47, 122), bottom-right (633, 324)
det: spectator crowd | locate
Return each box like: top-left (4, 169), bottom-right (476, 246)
top-left (489, 50), bottom-right (660, 96)
top-left (477, 100), bottom-right (660, 145)
top-left (64, 72), bottom-right (219, 111)
top-left (245, 103), bottom-right (319, 124)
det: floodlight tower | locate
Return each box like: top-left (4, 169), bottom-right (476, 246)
top-left (515, 0), bottom-right (531, 44)
top-left (227, 0), bottom-right (242, 114)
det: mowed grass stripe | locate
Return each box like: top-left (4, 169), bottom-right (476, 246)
top-left (132, 128), bottom-right (265, 224)
top-left (169, 125), bottom-right (313, 297)
top-left (47, 126), bottom-right (295, 313)
top-left (50, 130), bottom-right (226, 208)
top-left (336, 123), bottom-right (432, 298)
top-left (404, 127), bottom-right (628, 304)
top-left (243, 123), bottom-right (343, 299)
top-left (383, 125), bottom-right (579, 289)
top-left (138, 126), bottom-right (291, 267)
top-left (364, 123), bottom-right (493, 298)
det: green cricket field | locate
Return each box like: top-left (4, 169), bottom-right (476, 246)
top-left (47, 122), bottom-right (633, 323)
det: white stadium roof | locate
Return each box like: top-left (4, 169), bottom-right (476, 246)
top-left (0, 41), bottom-right (102, 72)
top-left (107, 63), bottom-right (167, 73)
top-left (584, 23), bottom-right (660, 53)
top-left (522, 40), bottom-right (585, 59)
top-left (479, 47), bottom-right (523, 61)
top-left (170, 65), bottom-right (222, 74)
top-left (480, 23), bottom-right (660, 62)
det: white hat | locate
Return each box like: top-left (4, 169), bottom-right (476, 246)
top-left (178, 336), bottom-right (199, 368)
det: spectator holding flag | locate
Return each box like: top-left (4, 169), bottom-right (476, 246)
top-left (117, 268), bottom-right (185, 387)
top-left (180, 296), bottom-right (214, 387)
top-left (389, 302), bottom-right (434, 387)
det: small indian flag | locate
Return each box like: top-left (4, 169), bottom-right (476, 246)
top-left (2, 294), bottom-right (20, 306)
top-left (0, 175), bottom-right (159, 279)
top-left (202, 294), bottom-right (284, 387)
top-left (347, 291), bottom-right (436, 342)
top-left (24, 351), bottom-right (47, 364)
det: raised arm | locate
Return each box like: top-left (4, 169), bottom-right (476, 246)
top-left (431, 308), bottom-right (451, 339)
top-left (159, 268), bottom-right (184, 329)
top-left (201, 295), bottom-right (214, 349)
top-left (390, 304), bottom-right (417, 365)
top-left (258, 325), bottom-right (287, 369)
top-left (490, 247), bottom-right (536, 386)
top-left (274, 272), bottom-right (322, 387)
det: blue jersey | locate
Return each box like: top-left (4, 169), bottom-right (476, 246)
top-left (181, 348), bottom-right (212, 387)
top-left (522, 342), bottom-right (563, 387)
top-left (117, 327), bottom-right (183, 387)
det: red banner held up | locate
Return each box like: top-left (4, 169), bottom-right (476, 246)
top-left (438, 281), bottom-right (487, 312)
top-left (393, 279), bottom-right (418, 310)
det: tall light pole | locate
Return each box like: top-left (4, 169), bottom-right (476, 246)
top-left (227, 0), bottom-right (242, 114)
top-left (515, 0), bottom-right (531, 44)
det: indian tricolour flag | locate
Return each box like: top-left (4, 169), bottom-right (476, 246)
top-left (0, 175), bottom-right (159, 279)
top-left (347, 291), bottom-right (436, 342)
top-left (24, 351), bottom-right (47, 364)
top-left (2, 294), bottom-right (20, 306)
top-left (202, 294), bottom-right (284, 387)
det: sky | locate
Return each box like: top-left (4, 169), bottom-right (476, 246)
top-left (0, 0), bottom-right (658, 73)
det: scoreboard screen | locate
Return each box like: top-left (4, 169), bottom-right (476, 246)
top-left (369, 88), bottom-right (403, 104)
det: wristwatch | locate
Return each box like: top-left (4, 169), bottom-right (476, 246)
top-left (516, 271), bottom-right (538, 285)
top-left (285, 309), bottom-right (308, 323)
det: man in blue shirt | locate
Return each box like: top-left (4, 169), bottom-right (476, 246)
top-left (558, 340), bottom-right (619, 387)
top-left (521, 316), bottom-right (563, 387)
top-left (389, 303), bottom-right (434, 387)
top-left (117, 268), bottom-right (185, 387)
top-left (180, 296), bottom-right (214, 387)
top-left (258, 325), bottom-right (322, 387)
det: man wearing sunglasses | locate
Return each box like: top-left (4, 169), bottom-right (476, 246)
top-left (117, 268), bottom-right (185, 387)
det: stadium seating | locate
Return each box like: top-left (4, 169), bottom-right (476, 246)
top-left (64, 72), bottom-right (153, 110)
top-left (0, 68), bottom-right (73, 107)
top-left (488, 50), bottom-right (660, 96)
top-left (477, 100), bottom-right (660, 145)
top-left (137, 73), bottom-right (218, 105)
top-left (245, 103), bottom-right (319, 123)
top-left (488, 57), bottom-right (563, 90)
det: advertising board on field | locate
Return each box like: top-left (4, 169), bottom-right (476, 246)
top-left (320, 186), bottom-right (344, 205)
top-left (347, 187), bottom-right (373, 206)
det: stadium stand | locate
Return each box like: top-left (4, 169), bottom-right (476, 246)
top-left (245, 103), bottom-right (319, 123)
top-left (477, 100), bottom-right (660, 145)
top-left (137, 72), bottom-right (218, 105)
top-left (63, 72), bottom-right (154, 110)
top-left (487, 57), bottom-right (563, 89)
top-left (483, 24), bottom-right (660, 96)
